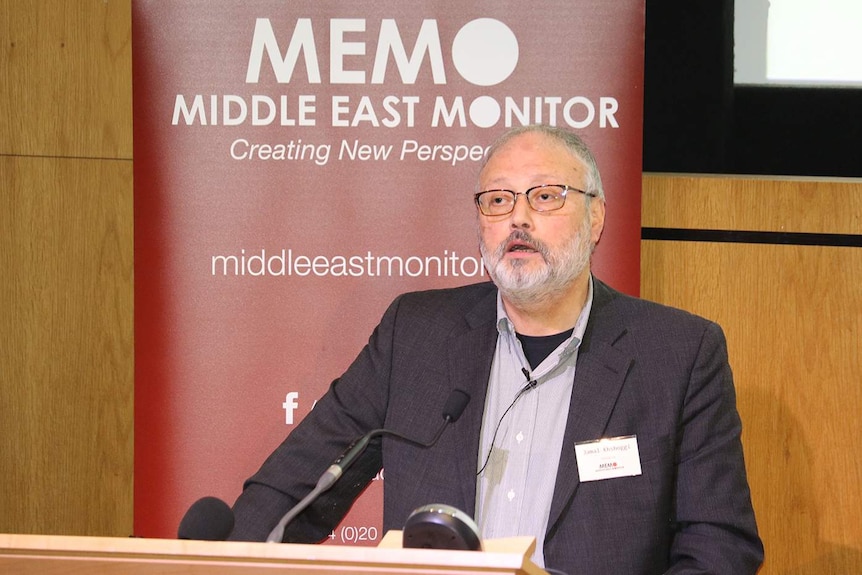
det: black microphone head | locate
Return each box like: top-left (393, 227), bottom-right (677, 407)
top-left (442, 389), bottom-right (470, 423)
top-left (403, 504), bottom-right (481, 551)
top-left (177, 496), bottom-right (235, 541)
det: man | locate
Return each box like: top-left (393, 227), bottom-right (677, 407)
top-left (229, 125), bottom-right (764, 574)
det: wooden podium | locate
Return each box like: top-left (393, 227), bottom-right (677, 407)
top-left (0, 531), bottom-right (548, 574)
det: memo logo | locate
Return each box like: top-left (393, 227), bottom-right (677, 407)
top-left (175, 16), bottom-right (617, 131)
top-left (246, 17), bottom-right (519, 87)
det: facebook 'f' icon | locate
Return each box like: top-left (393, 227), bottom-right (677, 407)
top-left (282, 392), bottom-right (300, 424)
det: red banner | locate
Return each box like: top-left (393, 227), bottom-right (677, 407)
top-left (133, 0), bottom-right (644, 540)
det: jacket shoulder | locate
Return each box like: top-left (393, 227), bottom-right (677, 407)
top-left (591, 278), bottom-right (725, 350)
top-left (394, 281), bottom-right (497, 316)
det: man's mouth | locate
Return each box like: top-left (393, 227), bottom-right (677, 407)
top-left (492, 231), bottom-right (546, 261)
top-left (507, 241), bottom-right (537, 253)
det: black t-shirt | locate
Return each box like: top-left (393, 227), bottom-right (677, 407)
top-left (516, 328), bottom-right (575, 370)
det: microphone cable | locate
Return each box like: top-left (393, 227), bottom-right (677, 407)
top-left (476, 368), bottom-right (537, 477)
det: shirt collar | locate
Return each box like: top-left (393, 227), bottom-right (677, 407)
top-left (495, 275), bottom-right (595, 348)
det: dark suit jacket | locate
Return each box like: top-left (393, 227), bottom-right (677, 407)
top-left (230, 279), bottom-right (764, 574)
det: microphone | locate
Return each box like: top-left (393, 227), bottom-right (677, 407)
top-left (178, 496), bottom-right (235, 540)
top-left (403, 503), bottom-right (481, 551)
top-left (266, 389), bottom-right (471, 543)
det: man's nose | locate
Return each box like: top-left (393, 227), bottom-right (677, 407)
top-left (510, 193), bottom-right (533, 228)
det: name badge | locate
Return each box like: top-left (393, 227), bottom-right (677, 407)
top-left (574, 435), bottom-right (642, 482)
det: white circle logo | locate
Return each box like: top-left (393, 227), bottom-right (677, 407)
top-left (451, 19), bottom-right (519, 87)
top-left (469, 96), bottom-right (501, 128)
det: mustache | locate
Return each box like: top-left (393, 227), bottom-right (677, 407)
top-left (496, 230), bottom-right (550, 259)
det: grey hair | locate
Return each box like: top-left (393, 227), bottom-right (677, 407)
top-left (479, 125), bottom-right (605, 202)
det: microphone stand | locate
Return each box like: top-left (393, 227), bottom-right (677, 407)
top-left (266, 390), bottom-right (469, 543)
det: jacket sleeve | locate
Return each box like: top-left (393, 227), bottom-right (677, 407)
top-left (666, 321), bottom-right (764, 574)
top-left (228, 294), bottom-right (406, 542)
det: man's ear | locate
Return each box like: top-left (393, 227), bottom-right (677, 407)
top-left (590, 199), bottom-right (606, 245)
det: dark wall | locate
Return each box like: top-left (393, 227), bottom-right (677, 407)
top-left (643, 0), bottom-right (862, 177)
top-left (643, 1), bottom-right (734, 173)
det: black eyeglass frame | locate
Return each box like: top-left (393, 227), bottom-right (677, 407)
top-left (473, 184), bottom-right (596, 216)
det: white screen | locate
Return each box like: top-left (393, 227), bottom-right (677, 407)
top-left (735, 0), bottom-right (862, 86)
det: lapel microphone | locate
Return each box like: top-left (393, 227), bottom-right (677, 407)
top-left (266, 388), bottom-right (471, 543)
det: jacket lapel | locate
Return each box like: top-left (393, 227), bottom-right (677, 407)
top-left (546, 280), bottom-right (635, 533)
top-left (434, 280), bottom-right (636, 529)
top-left (446, 288), bottom-right (498, 514)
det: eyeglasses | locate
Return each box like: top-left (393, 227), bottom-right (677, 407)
top-left (474, 184), bottom-right (595, 216)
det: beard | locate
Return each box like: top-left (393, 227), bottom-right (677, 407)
top-left (480, 214), bottom-right (593, 307)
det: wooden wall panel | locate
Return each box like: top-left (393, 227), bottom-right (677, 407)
top-left (0, 0), bottom-right (132, 158)
top-left (642, 175), bottom-right (862, 573)
top-left (0, 155), bottom-right (134, 536)
top-left (0, 0), bottom-right (134, 538)
top-left (643, 174), bottom-right (862, 234)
